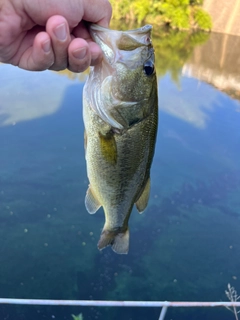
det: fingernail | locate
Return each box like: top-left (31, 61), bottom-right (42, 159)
top-left (73, 47), bottom-right (87, 59)
top-left (91, 52), bottom-right (101, 65)
top-left (54, 23), bottom-right (67, 41)
top-left (42, 39), bottom-right (51, 53)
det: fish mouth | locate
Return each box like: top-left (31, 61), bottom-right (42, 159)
top-left (86, 24), bottom-right (155, 130)
top-left (89, 24), bottom-right (153, 65)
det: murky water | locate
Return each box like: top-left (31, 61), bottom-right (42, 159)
top-left (0, 29), bottom-right (240, 320)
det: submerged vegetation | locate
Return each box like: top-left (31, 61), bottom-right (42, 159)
top-left (71, 313), bottom-right (83, 320)
top-left (109, 0), bottom-right (212, 31)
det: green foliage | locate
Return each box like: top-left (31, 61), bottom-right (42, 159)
top-left (164, 0), bottom-right (189, 6)
top-left (190, 0), bottom-right (203, 4)
top-left (109, 0), bottom-right (212, 31)
top-left (193, 7), bottom-right (212, 30)
top-left (110, 0), bottom-right (132, 21)
top-left (160, 2), bottom-right (191, 29)
top-left (132, 0), bottom-right (150, 24)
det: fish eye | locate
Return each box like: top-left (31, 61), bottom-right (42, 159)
top-left (143, 61), bottom-right (155, 76)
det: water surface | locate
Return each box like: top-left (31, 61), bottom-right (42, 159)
top-left (0, 30), bottom-right (240, 320)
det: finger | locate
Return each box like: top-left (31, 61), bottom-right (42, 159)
top-left (72, 21), bottom-right (102, 66)
top-left (68, 38), bottom-right (91, 73)
top-left (82, 0), bottom-right (112, 27)
top-left (88, 42), bottom-right (103, 66)
top-left (17, 31), bottom-right (54, 71)
top-left (22, 0), bottom-right (112, 28)
top-left (46, 15), bottom-right (71, 71)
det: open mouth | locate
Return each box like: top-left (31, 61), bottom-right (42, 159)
top-left (89, 24), bottom-right (153, 66)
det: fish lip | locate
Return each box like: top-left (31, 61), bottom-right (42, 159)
top-left (90, 24), bottom-right (152, 35)
top-left (89, 24), bottom-right (153, 47)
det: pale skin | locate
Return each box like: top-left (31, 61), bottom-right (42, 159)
top-left (0, 0), bottom-right (112, 72)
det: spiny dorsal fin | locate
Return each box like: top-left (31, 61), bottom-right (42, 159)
top-left (85, 186), bottom-right (101, 214)
top-left (135, 177), bottom-right (151, 213)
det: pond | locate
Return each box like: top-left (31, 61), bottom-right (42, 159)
top-left (0, 28), bottom-right (240, 320)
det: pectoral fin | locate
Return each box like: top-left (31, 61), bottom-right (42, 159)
top-left (85, 186), bottom-right (101, 214)
top-left (135, 177), bottom-right (151, 213)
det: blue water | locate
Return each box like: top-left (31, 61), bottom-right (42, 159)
top-left (0, 32), bottom-right (240, 320)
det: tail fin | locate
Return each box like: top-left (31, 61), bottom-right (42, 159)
top-left (98, 228), bottom-right (129, 254)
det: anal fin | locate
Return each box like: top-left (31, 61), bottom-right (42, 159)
top-left (135, 177), bottom-right (151, 213)
top-left (85, 186), bottom-right (101, 214)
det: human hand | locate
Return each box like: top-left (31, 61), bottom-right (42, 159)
top-left (0, 0), bottom-right (112, 72)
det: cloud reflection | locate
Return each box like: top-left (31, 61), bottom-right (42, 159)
top-left (0, 65), bottom-right (78, 127)
top-left (158, 74), bottom-right (220, 129)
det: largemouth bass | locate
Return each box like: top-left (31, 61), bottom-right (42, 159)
top-left (83, 24), bottom-right (158, 254)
